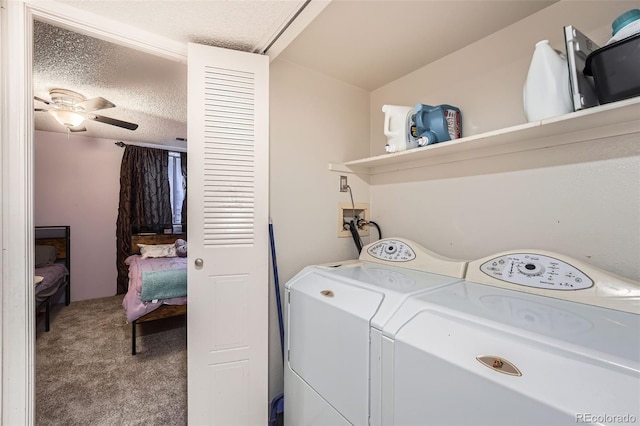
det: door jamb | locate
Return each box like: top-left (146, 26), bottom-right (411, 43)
top-left (1, 2), bottom-right (187, 423)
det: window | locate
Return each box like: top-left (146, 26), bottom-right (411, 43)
top-left (168, 152), bottom-right (185, 228)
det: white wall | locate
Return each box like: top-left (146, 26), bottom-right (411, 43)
top-left (269, 58), bottom-right (371, 399)
top-left (368, 1), bottom-right (640, 280)
top-left (34, 130), bottom-right (123, 301)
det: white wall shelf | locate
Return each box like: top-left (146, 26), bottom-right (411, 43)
top-left (330, 97), bottom-right (640, 176)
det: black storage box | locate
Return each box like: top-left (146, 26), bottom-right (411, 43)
top-left (584, 33), bottom-right (640, 104)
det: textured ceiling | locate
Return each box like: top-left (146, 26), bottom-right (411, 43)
top-left (33, 0), bottom-right (308, 147)
top-left (34, 20), bottom-right (189, 146)
top-left (33, 0), bottom-right (558, 147)
top-left (53, 0), bottom-right (308, 52)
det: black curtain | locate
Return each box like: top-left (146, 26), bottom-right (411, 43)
top-left (180, 152), bottom-right (187, 226)
top-left (116, 145), bottom-right (172, 294)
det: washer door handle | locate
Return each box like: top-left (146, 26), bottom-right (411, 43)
top-left (476, 355), bottom-right (522, 376)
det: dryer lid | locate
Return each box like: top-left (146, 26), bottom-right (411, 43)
top-left (312, 262), bottom-right (464, 329)
top-left (288, 271), bottom-right (383, 426)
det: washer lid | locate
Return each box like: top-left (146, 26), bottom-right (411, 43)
top-left (384, 280), bottom-right (640, 365)
top-left (391, 305), bottom-right (639, 425)
top-left (386, 280), bottom-right (640, 425)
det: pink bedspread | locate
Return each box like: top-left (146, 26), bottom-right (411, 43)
top-left (122, 255), bottom-right (188, 323)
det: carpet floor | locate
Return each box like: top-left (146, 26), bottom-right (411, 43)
top-left (36, 295), bottom-right (187, 426)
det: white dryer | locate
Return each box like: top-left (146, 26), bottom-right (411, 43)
top-left (381, 250), bottom-right (640, 425)
top-left (284, 238), bottom-right (468, 426)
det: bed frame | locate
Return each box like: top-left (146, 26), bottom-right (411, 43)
top-left (130, 232), bottom-right (187, 355)
top-left (35, 225), bottom-right (71, 332)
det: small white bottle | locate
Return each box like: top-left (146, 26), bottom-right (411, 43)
top-left (523, 40), bottom-right (573, 122)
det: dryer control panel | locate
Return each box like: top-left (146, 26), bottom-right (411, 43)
top-left (479, 253), bottom-right (593, 290)
top-left (366, 239), bottom-right (416, 262)
top-left (359, 238), bottom-right (467, 279)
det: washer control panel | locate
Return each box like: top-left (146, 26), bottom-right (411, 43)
top-left (366, 239), bottom-right (416, 262)
top-left (480, 253), bottom-right (593, 290)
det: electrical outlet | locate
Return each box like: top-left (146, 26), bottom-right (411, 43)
top-left (339, 175), bottom-right (348, 192)
top-left (338, 202), bottom-right (369, 237)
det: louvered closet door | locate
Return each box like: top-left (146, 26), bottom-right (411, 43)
top-left (187, 43), bottom-right (269, 426)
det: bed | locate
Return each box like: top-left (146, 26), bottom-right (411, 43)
top-left (35, 226), bottom-right (71, 332)
top-left (123, 232), bottom-right (187, 355)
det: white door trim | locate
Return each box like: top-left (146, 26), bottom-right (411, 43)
top-left (2, 1), bottom-right (34, 424)
top-left (2, 2), bottom-right (190, 423)
top-left (24, 0), bottom-right (187, 62)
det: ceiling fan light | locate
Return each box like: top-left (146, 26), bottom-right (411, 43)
top-left (48, 109), bottom-right (85, 128)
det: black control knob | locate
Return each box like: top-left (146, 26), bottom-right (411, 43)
top-left (518, 262), bottom-right (544, 276)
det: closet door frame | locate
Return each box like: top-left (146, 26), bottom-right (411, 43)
top-left (1, 3), bottom-right (189, 423)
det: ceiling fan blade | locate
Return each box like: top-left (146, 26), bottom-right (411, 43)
top-left (77, 97), bottom-right (115, 112)
top-left (34, 96), bottom-right (51, 105)
top-left (34, 108), bottom-right (47, 112)
top-left (69, 126), bottom-right (87, 132)
top-left (89, 114), bottom-right (138, 131)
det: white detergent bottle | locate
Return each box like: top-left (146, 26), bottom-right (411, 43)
top-left (523, 40), bottom-right (573, 122)
top-left (382, 105), bottom-right (417, 153)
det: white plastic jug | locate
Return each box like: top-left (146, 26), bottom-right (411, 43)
top-left (382, 105), bottom-right (418, 153)
top-left (523, 40), bottom-right (573, 122)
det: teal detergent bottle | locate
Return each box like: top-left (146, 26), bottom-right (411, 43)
top-left (414, 104), bottom-right (462, 146)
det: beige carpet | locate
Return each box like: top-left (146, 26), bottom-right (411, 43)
top-left (36, 295), bottom-right (187, 426)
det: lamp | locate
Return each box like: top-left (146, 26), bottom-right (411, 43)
top-left (48, 109), bottom-right (85, 128)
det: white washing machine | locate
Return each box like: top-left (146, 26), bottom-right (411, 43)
top-left (381, 250), bottom-right (640, 425)
top-left (284, 238), bottom-right (468, 426)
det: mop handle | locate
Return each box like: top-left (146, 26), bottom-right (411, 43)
top-left (269, 219), bottom-right (285, 364)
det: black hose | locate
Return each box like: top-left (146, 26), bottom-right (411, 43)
top-left (348, 220), bottom-right (363, 254)
top-left (368, 220), bottom-right (382, 240)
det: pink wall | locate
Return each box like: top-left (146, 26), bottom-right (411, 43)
top-left (34, 131), bottom-right (124, 301)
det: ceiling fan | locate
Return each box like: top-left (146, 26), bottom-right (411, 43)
top-left (34, 88), bottom-right (139, 132)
